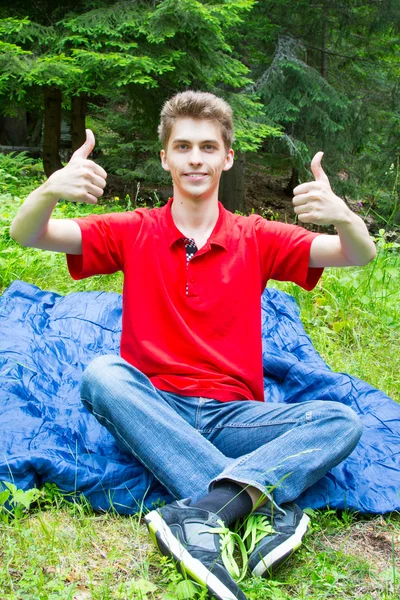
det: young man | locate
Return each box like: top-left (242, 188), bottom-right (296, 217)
top-left (11, 91), bottom-right (376, 600)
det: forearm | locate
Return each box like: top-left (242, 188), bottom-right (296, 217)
top-left (334, 208), bottom-right (376, 266)
top-left (295, 152), bottom-right (377, 268)
top-left (10, 181), bottom-right (59, 246)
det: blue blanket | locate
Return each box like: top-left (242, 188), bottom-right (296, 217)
top-left (1, 281), bottom-right (399, 514)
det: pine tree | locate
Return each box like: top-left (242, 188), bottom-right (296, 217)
top-left (0, 0), bottom-right (281, 212)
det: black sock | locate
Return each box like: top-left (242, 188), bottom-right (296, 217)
top-left (191, 481), bottom-right (253, 526)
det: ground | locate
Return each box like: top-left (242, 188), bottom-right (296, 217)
top-left (1, 504), bottom-right (399, 599)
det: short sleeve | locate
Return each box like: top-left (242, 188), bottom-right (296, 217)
top-left (66, 211), bottom-right (143, 280)
top-left (253, 217), bottom-right (324, 290)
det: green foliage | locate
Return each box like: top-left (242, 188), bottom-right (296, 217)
top-left (2, 0), bottom-right (397, 223)
top-left (223, 0), bottom-right (400, 222)
top-left (0, 0), bottom-right (281, 193)
top-left (0, 1), bottom-right (254, 97)
top-left (240, 31), bottom-right (349, 178)
top-left (228, 93), bottom-right (282, 152)
top-left (158, 556), bottom-right (209, 599)
top-left (0, 482), bottom-right (42, 521)
top-left (0, 153), bottom-right (43, 196)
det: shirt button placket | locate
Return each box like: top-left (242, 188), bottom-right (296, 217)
top-left (183, 237), bottom-right (198, 297)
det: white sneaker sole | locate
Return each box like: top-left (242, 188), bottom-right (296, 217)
top-left (144, 509), bottom-right (240, 600)
top-left (251, 513), bottom-right (310, 577)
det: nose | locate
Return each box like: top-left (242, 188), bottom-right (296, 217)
top-left (188, 146), bottom-right (203, 166)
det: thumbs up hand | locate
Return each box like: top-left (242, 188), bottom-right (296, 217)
top-left (292, 152), bottom-right (350, 226)
top-left (46, 129), bottom-right (107, 204)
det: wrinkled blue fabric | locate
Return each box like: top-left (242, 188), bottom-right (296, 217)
top-left (0, 280), bottom-right (399, 514)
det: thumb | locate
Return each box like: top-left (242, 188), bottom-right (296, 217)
top-left (311, 151), bottom-right (330, 185)
top-left (72, 129), bottom-right (95, 160)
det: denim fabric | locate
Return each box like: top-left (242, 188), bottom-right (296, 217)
top-left (80, 355), bottom-right (362, 506)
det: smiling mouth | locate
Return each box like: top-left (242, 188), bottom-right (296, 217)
top-left (184, 173), bottom-right (208, 179)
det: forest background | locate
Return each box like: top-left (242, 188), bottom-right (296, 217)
top-left (0, 1), bottom-right (399, 599)
top-left (0, 0), bottom-right (399, 223)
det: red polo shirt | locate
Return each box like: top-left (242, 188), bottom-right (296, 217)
top-left (67, 199), bottom-right (323, 402)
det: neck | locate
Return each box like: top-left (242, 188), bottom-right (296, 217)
top-left (171, 193), bottom-right (219, 240)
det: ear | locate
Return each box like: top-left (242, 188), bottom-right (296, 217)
top-left (160, 149), bottom-right (170, 172)
top-left (222, 149), bottom-right (234, 172)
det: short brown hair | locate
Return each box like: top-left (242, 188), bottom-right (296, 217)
top-left (158, 91), bottom-right (234, 151)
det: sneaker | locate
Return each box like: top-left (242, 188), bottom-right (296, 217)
top-left (144, 498), bottom-right (247, 600)
top-left (246, 502), bottom-right (310, 577)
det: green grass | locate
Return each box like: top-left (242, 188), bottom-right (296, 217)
top-left (269, 234), bottom-right (400, 403)
top-left (1, 491), bottom-right (399, 599)
top-left (0, 165), bottom-right (399, 599)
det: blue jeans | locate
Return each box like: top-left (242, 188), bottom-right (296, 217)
top-left (80, 355), bottom-right (362, 507)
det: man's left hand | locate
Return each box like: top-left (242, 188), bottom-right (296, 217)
top-left (293, 152), bottom-right (350, 226)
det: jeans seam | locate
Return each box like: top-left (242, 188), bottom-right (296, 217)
top-left (81, 396), bottom-right (92, 409)
top-left (202, 420), bottom-right (298, 432)
top-left (195, 399), bottom-right (202, 430)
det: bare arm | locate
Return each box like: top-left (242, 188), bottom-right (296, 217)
top-left (292, 152), bottom-right (376, 268)
top-left (10, 184), bottom-right (83, 254)
top-left (308, 213), bottom-right (375, 268)
top-left (10, 130), bottom-right (107, 255)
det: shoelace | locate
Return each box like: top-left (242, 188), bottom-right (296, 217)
top-left (239, 513), bottom-right (275, 555)
top-left (212, 519), bottom-right (249, 582)
top-left (210, 515), bottom-right (275, 582)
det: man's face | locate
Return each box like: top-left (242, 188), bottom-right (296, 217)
top-left (160, 118), bottom-right (234, 201)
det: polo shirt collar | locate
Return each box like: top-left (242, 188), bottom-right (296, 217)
top-left (163, 198), bottom-right (229, 250)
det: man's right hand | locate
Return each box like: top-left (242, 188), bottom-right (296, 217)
top-left (46, 129), bottom-right (107, 204)
top-left (10, 129), bottom-right (108, 254)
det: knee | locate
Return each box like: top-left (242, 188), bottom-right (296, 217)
top-left (80, 354), bottom-right (122, 408)
top-left (328, 402), bottom-right (363, 450)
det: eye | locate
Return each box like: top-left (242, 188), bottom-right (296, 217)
top-left (176, 143), bottom-right (188, 150)
top-left (203, 145), bottom-right (215, 151)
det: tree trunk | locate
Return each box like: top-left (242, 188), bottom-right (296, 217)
top-left (219, 152), bottom-right (246, 214)
top-left (321, 4), bottom-right (328, 78)
top-left (1, 111), bottom-right (28, 146)
top-left (28, 115), bottom-right (43, 147)
top-left (43, 87), bottom-right (63, 177)
top-left (284, 168), bottom-right (299, 197)
top-left (71, 94), bottom-right (87, 153)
